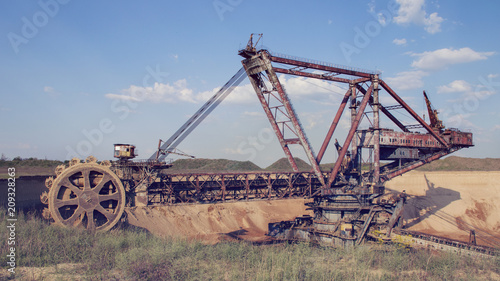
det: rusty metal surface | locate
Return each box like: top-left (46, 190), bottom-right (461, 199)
top-left (372, 75), bottom-right (381, 183)
top-left (357, 129), bottom-right (473, 149)
top-left (242, 51), bottom-right (325, 186)
top-left (43, 35), bottom-right (477, 253)
top-left (273, 67), bottom-right (351, 84)
top-left (395, 229), bottom-right (499, 257)
top-left (327, 85), bottom-right (373, 187)
top-left (242, 59), bottom-right (300, 173)
top-left (47, 163), bottom-right (126, 232)
top-left (147, 171), bottom-right (325, 204)
top-left (380, 80), bottom-right (449, 148)
top-left (269, 51), bottom-right (375, 79)
top-left (316, 88), bottom-right (351, 163)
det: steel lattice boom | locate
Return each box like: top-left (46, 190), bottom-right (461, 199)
top-left (238, 40), bottom-right (472, 193)
top-left (40, 35), bottom-right (490, 256)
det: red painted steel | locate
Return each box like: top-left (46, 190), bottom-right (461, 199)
top-left (379, 105), bottom-right (410, 133)
top-left (242, 51), bottom-right (326, 186)
top-left (273, 67), bottom-right (351, 84)
top-left (355, 84), bottom-right (410, 133)
top-left (382, 150), bottom-right (449, 180)
top-left (269, 53), bottom-right (373, 79)
top-left (380, 80), bottom-right (449, 148)
top-left (316, 88), bottom-right (351, 163)
top-left (242, 63), bottom-right (300, 172)
top-left (261, 52), bottom-right (325, 186)
top-left (148, 171), bottom-right (326, 204)
top-left (237, 45), bottom-right (472, 195)
top-left (372, 75), bottom-right (380, 183)
top-left (327, 85), bottom-right (374, 187)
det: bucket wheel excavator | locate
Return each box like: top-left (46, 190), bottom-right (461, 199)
top-left (39, 35), bottom-right (490, 255)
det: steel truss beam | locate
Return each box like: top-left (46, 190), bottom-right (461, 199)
top-left (147, 171), bottom-right (325, 204)
top-left (242, 51), bottom-right (325, 187)
top-left (379, 80), bottom-right (449, 148)
top-left (327, 85), bottom-right (374, 187)
top-left (238, 47), bottom-right (470, 192)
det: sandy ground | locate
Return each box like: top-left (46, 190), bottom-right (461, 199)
top-left (127, 171), bottom-right (500, 248)
top-left (386, 171), bottom-right (500, 247)
top-left (126, 198), bottom-right (313, 244)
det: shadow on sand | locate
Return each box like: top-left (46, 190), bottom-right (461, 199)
top-left (398, 174), bottom-right (461, 229)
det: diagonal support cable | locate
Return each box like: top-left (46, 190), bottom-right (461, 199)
top-left (150, 67), bottom-right (247, 161)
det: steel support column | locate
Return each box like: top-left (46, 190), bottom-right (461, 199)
top-left (316, 88), bottom-right (351, 163)
top-left (350, 83), bottom-right (358, 168)
top-left (328, 85), bottom-right (374, 187)
top-left (372, 75), bottom-right (380, 183)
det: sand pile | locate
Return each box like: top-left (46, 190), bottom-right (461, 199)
top-left (386, 171), bottom-right (500, 247)
top-left (126, 198), bottom-right (312, 244)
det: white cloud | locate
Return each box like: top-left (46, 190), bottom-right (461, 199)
top-left (367, 0), bottom-right (389, 26)
top-left (300, 111), bottom-right (327, 130)
top-left (279, 75), bottom-right (347, 99)
top-left (43, 86), bottom-right (59, 97)
top-left (437, 80), bottom-right (472, 93)
top-left (394, 0), bottom-right (444, 34)
top-left (197, 83), bottom-right (256, 104)
top-left (439, 79), bottom-right (495, 105)
top-left (242, 111), bottom-right (264, 118)
top-left (105, 75), bottom-right (348, 107)
top-left (392, 38), bottom-right (407, 46)
top-left (105, 79), bottom-right (195, 104)
top-left (368, 0), bottom-right (375, 13)
top-left (410, 47), bottom-right (494, 70)
top-left (377, 12), bottom-right (388, 26)
top-left (104, 93), bottom-right (141, 102)
top-left (384, 70), bottom-right (429, 91)
top-left (423, 12), bottom-right (444, 34)
top-left (442, 113), bottom-right (477, 129)
top-left (394, 0), bottom-right (426, 24)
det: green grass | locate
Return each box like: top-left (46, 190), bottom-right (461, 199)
top-left (265, 157), bottom-right (312, 172)
top-left (0, 157), bottom-right (64, 178)
top-left (416, 156), bottom-right (500, 171)
top-left (0, 157), bottom-right (64, 168)
top-left (167, 158), bottom-right (262, 173)
top-left (1, 210), bottom-right (499, 280)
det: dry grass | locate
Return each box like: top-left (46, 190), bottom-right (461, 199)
top-left (1, 209), bottom-right (499, 280)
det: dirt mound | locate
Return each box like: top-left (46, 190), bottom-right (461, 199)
top-left (265, 157), bottom-right (312, 172)
top-left (126, 199), bottom-right (312, 244)
top-left (386, 171), bottom-right (500, 247)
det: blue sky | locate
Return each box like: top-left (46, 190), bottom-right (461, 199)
top-left (1, 0), bottom-right (499, 167)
